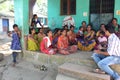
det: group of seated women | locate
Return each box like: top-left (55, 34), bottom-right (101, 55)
top-left (27, 18), bottom-right (120, 55)
top-left (27, 27), bottom-right (77, 55)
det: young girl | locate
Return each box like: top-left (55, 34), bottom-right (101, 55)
top-left (77, 26), bottom-right (84, 39)
top-left (11, 24), bottom-right (21, 66)
top-left (40, 30), bottom-right (57, 55)
top-left (96, 31), bottom-right (108, 51)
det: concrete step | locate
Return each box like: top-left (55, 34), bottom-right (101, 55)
top-left (57, 63), bottom-right (111, 80)
top-left (23, 51), bottom-right (96, 67)
top-left (24, 51), bottom-right (120, 73)
top-left (56, 74), bottom-right (78, 80)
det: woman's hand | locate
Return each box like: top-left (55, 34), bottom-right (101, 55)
top-left (94, 50), bottom-right (101, 54)
top-left (35, 40), bottom-right (38, 43)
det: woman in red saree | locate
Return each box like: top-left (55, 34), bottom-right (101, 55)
top-left (67, 25), bottom-right (77, 45)
top-left (57, 29), bottom-right (77, 55)
top-left (40, 30), bottom-right (57, 55)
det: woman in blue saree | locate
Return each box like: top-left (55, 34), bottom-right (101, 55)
top-left (78, 24), bottom-right (96, 51)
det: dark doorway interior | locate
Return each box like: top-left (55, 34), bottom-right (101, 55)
top-left (90, 0), bottom-right (115, 31)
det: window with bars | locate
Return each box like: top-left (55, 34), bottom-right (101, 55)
top-left (90, 0), bottom-right (114, 14)
top-left (60, 0), bottom-right (76, 15)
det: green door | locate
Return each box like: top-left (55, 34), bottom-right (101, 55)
top-left (90, 0), bottom-right (115, 31)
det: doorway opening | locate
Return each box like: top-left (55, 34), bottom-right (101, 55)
top-left (90, 0), bottom-right (115, 30)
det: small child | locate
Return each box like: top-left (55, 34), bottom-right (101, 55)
top-left (11, 24), bottom-right (21, 66)
top-left (78, 26), bottom-right (84, 37)
top-left (77, 27), bottom-right (84, 43)
top-left (97, 31), bottom-right (107, 51)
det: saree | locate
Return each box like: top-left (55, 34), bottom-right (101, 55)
top-left (40, 37), bottom-right (56, 55)
top-left (68, 32), bottom-right (77, 45)
top-left (27, 34), bottom-right (39, 51)
top-left (38, 33), bottom-right (45, 48)
top-left (57, 36), bottom-right (77, 54)
top-left (78, 30), bottom-right (96, 51)
top-left (57, 36), bottom-right (69, 49)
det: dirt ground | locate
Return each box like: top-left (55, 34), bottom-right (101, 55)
top-left (0, 32), bottom-right (57, 80)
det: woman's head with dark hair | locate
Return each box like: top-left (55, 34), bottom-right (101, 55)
top-left (30, 28), bottom-right (36, 34)
top-left (111, 18), bottom-right (117, 22)
top-left (81, 21), bottom-right (86, 25)
top-left (111, 18), bottom-right (118, 25)
top-left (87, 24), bottom-right (92, 31)
top-left (46, 29), bottom-right (52, 37)
top-left (81, 21), bottom-right (87, 28)
top-left (100, 24), bottom-right (107, 31)
top-left (63, 25), bottom-right (68, 30)
top-left (39, 28), bottom-right (43, 33)
top-left (61, 29), bottom-right (67, 36)
top-left (54, 28), bottom-right (61, 35)
top-left (70, 25), bottom-right (74, 31)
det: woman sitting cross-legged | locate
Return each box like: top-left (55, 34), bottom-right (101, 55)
top-left (37, 28), bottom-right (45, 47)
top-left (78, 24), bottom-right (96, 51)
top-left (67, 25), bottom-right (77, 45)
top-left (52, 28), bottom-right (61, 48)
top-left (27, 28), bottom-right (39, 51)
top-left (40, 30), bottom-right (57, 55)
top-left (96, 24), bottom-right (109, 38)
top-left (57, 29), bottom-right (77, 55)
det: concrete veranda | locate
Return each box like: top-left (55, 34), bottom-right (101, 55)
top-left (0, 32), bottom-right (120, 80)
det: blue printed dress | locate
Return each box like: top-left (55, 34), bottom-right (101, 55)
top-left (11, 31), bottom-right (21, 51)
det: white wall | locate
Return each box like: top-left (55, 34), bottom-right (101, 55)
top-left (0, 19), bottom-right (2, 32)
top-left (9, 18), bottom-right (14, 31)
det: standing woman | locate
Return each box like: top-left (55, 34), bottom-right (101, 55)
top-left (27, 28), bottom-right (39, 51)
top-left (11, 24), bottom-right (21, 66)
top-left (40, 30), bottom-right (57, 55)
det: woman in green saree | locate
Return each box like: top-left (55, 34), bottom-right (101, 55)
top-left (27, 28), bottom-right (39, 51)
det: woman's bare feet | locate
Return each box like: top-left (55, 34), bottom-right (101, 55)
top-left (93, 69), bottom-right (106, 74)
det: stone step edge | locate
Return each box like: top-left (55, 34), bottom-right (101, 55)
top-left (23, 51), bottom-right (95, 63)
top-left (58, 63), bottom-right (111, 80)
top-left (56, 73), bottom-right (78, 80)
